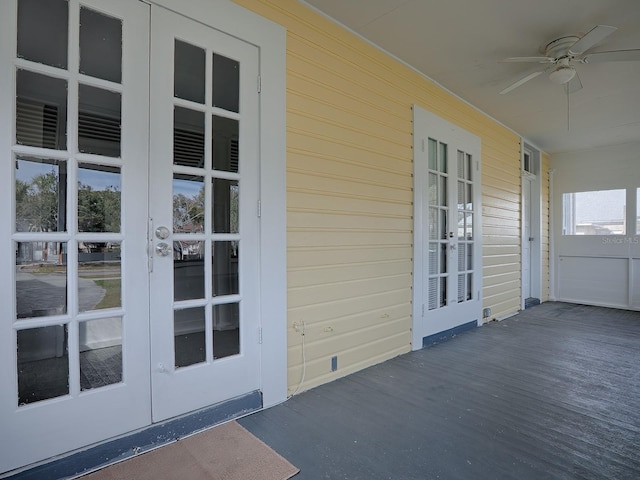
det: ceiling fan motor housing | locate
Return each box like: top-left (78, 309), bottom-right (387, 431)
top-left (542, 35), bottom-right (581, 58)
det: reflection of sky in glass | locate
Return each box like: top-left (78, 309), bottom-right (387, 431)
top-left (173, 177), bottom-right (203, 198)
top-left (78, 166), bottom-right (120, 191)
top-left (16, 158), bottom-right (60, 183)
top-left (17, 159), bottom-right (122, 191)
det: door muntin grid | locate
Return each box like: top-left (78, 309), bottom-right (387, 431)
top-left (457, 150), bottom-right (474, 303)
top-left (13, 0), bottom-right (126, 406)
top-left (171, 39), bottom-right (242, 368)
top-left (427, 138), bottom-right (448, 310)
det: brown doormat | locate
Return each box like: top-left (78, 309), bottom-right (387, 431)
top-left (80, 421), bottom-right (299, 480)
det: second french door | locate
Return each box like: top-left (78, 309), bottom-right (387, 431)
top-left (413, 106), bottom-right (483, 346)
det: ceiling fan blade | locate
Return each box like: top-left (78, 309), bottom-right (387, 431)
top-left (567, 70), bottom-right (583, 94)
top-left (569, 25), bottom-right (617, 55)
top-left (582, 49), bottom-right (640, 63)
top-left (499, 70), bottom-right (544, 95)
top-left (501, 56), bottom-right (555, 63)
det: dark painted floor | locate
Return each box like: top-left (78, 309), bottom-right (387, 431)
top-left (240, 302), bottom-right (640, 480)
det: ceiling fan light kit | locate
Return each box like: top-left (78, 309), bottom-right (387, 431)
top-left (499, 25), bottom-right (640, 94)
top-left (548, 66), bottom-right (576, 84)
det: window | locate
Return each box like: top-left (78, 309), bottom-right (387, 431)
top-left (522, 144), bottom-right (538, 175)
top-left (523, 151), bottom-right (531, 174)
top-left (562, 189), bottom-right (626, 235)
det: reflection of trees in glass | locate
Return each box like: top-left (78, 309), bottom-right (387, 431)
top-left (173, 186), bottom-right (204, 232)
top-left (15, 170), bottom-right (59, 232)
top-left (77, 183), bottom-right (121, 232)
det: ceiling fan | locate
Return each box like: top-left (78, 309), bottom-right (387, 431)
top-left (499, 25), bottom-right (640, 94)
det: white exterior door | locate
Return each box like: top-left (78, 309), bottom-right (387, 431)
top-left (148, 7), bottom-right (261, 421)
top-left (413, 106), bottom-right (482, 346)
top-left (0, 0), bottom-right (151, 472)
top-left (522, 176), bottom-right (532, 299)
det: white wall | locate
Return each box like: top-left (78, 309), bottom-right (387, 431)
top-left (551, 142), bottom-right (640, 310)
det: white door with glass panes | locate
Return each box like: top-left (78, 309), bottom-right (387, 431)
top-left (0, 0), bottom-right (151, 472)
top-left (148, 7), bottom-right (261, 422)
top-left (0, 0), bottom-right (263, 473)
top-left (412, 106), bottom-right (482, 346)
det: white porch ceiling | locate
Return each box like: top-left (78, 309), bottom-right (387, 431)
top-left (302, 0), bottom-right (640, 154)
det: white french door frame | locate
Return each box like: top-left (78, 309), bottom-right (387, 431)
top-left (412, 105), bottom-right (483, 349)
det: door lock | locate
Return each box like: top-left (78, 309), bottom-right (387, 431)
top-left (155, 226), bottom-right (170, 239)
top-left (155, 242), bottom-right (171, 257)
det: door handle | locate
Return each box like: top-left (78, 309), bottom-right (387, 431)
top-left (155, 242), bottom-right (171, 257)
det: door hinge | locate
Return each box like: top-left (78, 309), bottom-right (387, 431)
top-left (257, 75), bottom-right (261, 93)
top-left (257, 200), bottom-right (262, 218)
top-left (421, 139), bottom-right (426, 152)
top-left (422, 304), bottom-right (425, 317)
top-left (258, 327), bottom-right (263, 344)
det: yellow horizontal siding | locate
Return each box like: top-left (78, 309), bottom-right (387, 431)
top-left (541, 153), bottom-right (551, 301)
top-left (289, 290), bottom-right (411, 327)
top-left (481, 128), bottom-right (521, 319)
top-left (235, 0), bottom-right (534, 393)
top-left (288, 245), bottom-right (412, 268)
top-left (288, 259), bottom-right (412, 289)
top-left (288, 131), bottom-right (413, 175)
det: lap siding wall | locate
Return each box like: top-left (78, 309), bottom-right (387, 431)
top-left (234, 0), bottom-right (548, 393)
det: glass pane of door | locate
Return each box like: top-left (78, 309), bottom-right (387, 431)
top-left (457, 150), bottom-right (474, 303)
top-left (426, 138), bottom-right (449, 310)
top-left (169, 43), bottom-right (243, 365)
top-left (14, 3), bottom-right (125, 403)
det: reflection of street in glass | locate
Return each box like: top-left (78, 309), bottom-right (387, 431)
top-left (78, 261), bottom-right (122, 310)
top-left (16, 242), bottom-right (122, 318)
top-left (16, 263), bottom-right (67, 319)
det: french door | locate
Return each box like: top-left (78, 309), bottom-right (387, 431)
top-left (148, 7), bottom-right (261, 422)
top-left (0, 1), bottom-right (261, 473)
top-left (413, 106), bottom-right (482, 345)
top-left (0, 0), bottom-right (151, 472)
